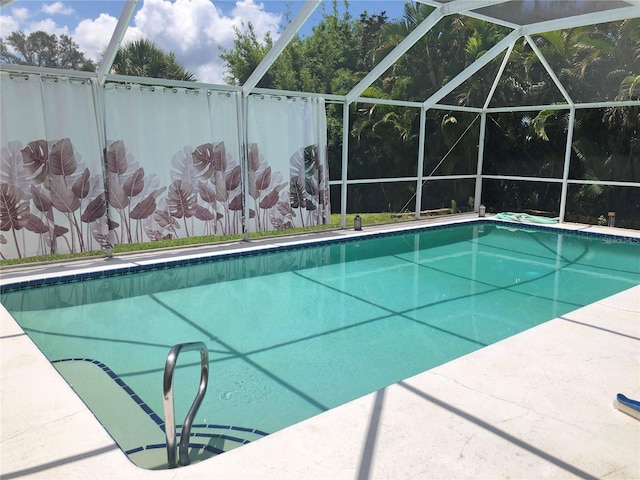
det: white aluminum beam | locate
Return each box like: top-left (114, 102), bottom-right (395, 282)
top-left (346, 0), bottom-right (511, 105)
top-left (0, 63), bottom-right (95, 78)
top-left (474, 112), bottom-right (487, 212)
top-left (345, 8), bottom-right (444, 104)
top-left (524, 34), bottom-right (573, 106)
top-left (329, 175), bottom-right (640, 189)
top-left (416, 0), bottom-right (511, 15)
top-left (240, 94), bottom-right (250, 240)
top-left (251, 86), bottom-right (343, 102)
top-left (104, 73), bottom-right (240, 91)
top-left (414, 0), bottom-right (445, 7)
top-left (415, 0), bottom-right (520, 28)
top-left (97, 0), bottom-right (138, 86)
top-left (329, 174), bottom-right (477, 185)
top-left (487, 100), bottom-right (640, 113)
top-left (353, 97), bottom-right (423, 108)
top-left (424, 28), bottom-right (522, 108)
top-left (415, 106), bottom-right (427, 219)
top-left (481, 175), bottom-right (640, 189)
top-left (0, 0), bottom-right (17, 8)
top-left (439, 0), bottom-right (512, 15)
top-left (242, 0), bottom-right (320, 96)
top-left (454, 1), bottom-right (639, 31)
top-left (414, 174), bottom-right (477, 182)
top-left (482, 174), bottom-right (564, 183)
top-left (343, 177), bottom-right (420, 185)
top-left (340, 104), bottom-right (350, 228)
top-left (571, 100), bottom-right (640, 109)
top-left (567, 179), bottom-right (640, 188)
top-left (487, 104), bottom-right (570, 113)
top-left (559, 107), bottom-right (576, 222)
top-left (483, 41), bottom-right (515, 110)
top-left (429, 104), bottom-right (484, 113)
top-left (524, 5), bottom-right (640, 36)
top-left (461, 10), bottom-right (521, 30)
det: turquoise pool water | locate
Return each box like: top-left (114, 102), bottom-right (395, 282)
top-left (2, 222), bottom-right (639, 466)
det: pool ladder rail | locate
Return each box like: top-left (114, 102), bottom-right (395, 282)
top-left (162, 341), bottom-right (209, 468)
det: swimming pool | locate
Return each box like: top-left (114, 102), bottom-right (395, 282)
top-left (1, 221), bottom-right (638, 470)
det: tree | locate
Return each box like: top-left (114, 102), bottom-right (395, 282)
top-left (528, 19), bottom-right (640, 219)
top-left (220, 2), bottom-right (638, 221)
top-left (0, 31), bottom-right (95, 71)
top-left (221, 1), bottom-right (383, 94)
top-left (220, 23), bottom-right (275, 86)
top-left (108, 39), bottom-right (196, 81)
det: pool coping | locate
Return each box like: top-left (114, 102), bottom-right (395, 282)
top-left (2, 214), bottom-right (638, 291)
top-left (2, 215), bottom-right (639, 479)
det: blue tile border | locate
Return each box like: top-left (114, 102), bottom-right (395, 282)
top-left (53, 358), bottom-right (166, 429)
top-left (492, 220), bottom-right (640, 243)
top-left (1, 219), bottom-right (637, 294)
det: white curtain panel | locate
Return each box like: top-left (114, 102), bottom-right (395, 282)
top-left (0, 73), bottom-right (106, 259)
top-left (103, 85), bottom-right (241, 243)
top-left (204, 91), bottom-right (242, 235)
top-left (246, 95), bottom-right (330, 233)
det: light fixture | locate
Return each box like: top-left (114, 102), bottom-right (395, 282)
top-left (354, 215), bottom-right (362, 231)
top-left (479, 205), bottom-right (486, 217)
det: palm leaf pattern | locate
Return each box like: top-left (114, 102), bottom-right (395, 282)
top-left (1, 119), bottom-right (329, 258)
top-left (0, 137), bottom-right (108, 257)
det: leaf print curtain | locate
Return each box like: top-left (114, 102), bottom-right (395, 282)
top-left (103, 85), bottom-right (242, 244)
top-left (0, 73), bottom-right (107, 259)
top-left (246, 95), bottom-right (330, 232)
top-left (0, 75), bottom-right (329, 260)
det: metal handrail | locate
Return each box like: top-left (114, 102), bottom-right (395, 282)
top-left (162, 342), bottom-right (209, 468)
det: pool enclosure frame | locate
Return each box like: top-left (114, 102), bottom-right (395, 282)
top-left (1, 0), bottom-right (640, 233)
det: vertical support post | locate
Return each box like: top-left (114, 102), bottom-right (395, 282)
top-left (474, 112), bottom-right (487, 212)
top-left (240, 92), bottom-right (250, 241)
top-left (415, 106), bottom-right (427, 219)
top-left (340, 102), bottom-right (350, 228)
top-left (559, 107), bottom-right (575, 223)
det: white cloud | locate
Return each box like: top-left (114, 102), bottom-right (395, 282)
top-left (0, 0), bottom-right (282, 85)
top-left (0, 14), bottom-right (20, 35)
top-left (194, 63), bottom-right (226, 85)
top-left (74, 14), bottom-right (143, 63)
top-left (41, 2), bottom-right (75, 16)
top-left (231, 0), bottom-right (281, 37)
top-left (133, 0), bottom-right (281, 83)
top-left (11, 7), bottom-right (30, 22)
top-left (25, 18), bottom-right (69, 36)
top-left (1, 5), bottom-right (69, 37)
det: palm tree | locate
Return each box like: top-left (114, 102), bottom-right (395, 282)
top-left (108, 38), bottom-right (196, 81)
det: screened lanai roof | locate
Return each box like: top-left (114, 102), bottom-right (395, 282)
top-left (1, 0), bottom-right (639, 103)
top-left (241, 0), bottom-right (640, 105)
top-left (435, 0), bottom-right (637, 27)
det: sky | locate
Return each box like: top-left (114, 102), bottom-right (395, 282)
top-left (0, 0), bottom-right (405, 84)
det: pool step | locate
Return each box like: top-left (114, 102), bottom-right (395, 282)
top-left (124, 424), bottom-right (269, 469)
top-left (184, 423), bottom-right (269, 450)
top-left (53, 358), bottom-right (269, 470)
top-left (53, 359), bottom-right (165, 456)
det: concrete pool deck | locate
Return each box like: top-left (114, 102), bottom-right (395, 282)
top-left (1, 216), bottom-right (639, 479)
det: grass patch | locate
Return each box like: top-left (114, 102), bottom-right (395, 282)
top-left (0, 212), bottom-right (417, 268)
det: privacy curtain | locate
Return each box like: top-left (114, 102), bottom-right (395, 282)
top-left (103, 85), bottom-right (242, 244)
top-left (0, 73), bottom-right (107, 259)
top-left (246, 95), bottom-right (330, 232)
top-left (0, 76), bottom-right (330, 261)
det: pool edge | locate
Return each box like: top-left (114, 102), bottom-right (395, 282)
top-left (2, 217), bottom-right (639, 479)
